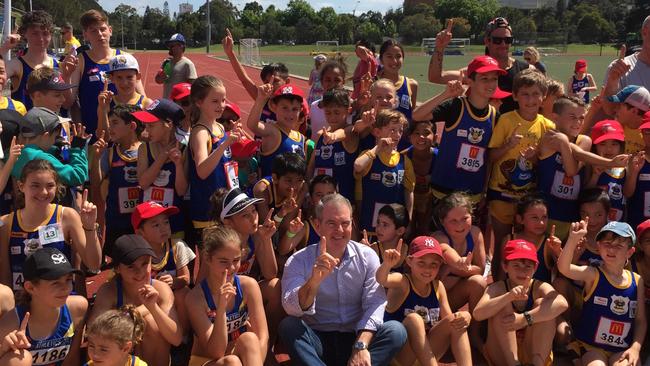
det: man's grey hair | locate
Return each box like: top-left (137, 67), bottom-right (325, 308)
top-left (314, 193), bottom-right (352, 220)
top-left (644, 15), bottom-right (650, 30)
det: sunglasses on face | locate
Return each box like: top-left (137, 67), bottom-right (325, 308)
top-left (490, 36), bottom-right (513, 45)
top-left (625, 103), bottom-right (646, 116)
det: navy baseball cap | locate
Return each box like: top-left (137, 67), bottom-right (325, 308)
top-left (165, 33), bottom-right (186, 45)
top-left (111, 234), bottom-right (155, 265)
top-left (27, 70), bottom-right (75, 93)
top-left (131, 99), bottom-right (185, 125)
top-left (596, 221), bottom-right (636, 246)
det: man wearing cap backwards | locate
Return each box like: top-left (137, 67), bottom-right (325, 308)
top-left (429, 17), bottom-right (533, 114)
top-left (603, 85), bottom-right (650, 154)
top-left (280, 193), bottom-right (407, 366)
top-left (155, 34), bottom-right (197, 99)
top-left (604, 15), bottom-right (650, 96)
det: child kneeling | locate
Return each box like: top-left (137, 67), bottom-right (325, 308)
top-left (473, 239), bottom-right (568, 366)
top-left (377, 236), bottom-right (472, 366)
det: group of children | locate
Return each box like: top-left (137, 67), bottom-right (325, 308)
top-left (0, 7), bottom-right (644, 366)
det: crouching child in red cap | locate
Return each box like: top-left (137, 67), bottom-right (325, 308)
top-left (473, 239), bottom-right (568, 366)
top-left (376, 236), bottom-right (472, 366)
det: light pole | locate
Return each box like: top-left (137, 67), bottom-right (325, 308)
top-left (120, 12), bottom-right (125, 50)
top-left (206, 0), bottom-right (211, 53)
top-left (352, 0), bottom-right (360, 16)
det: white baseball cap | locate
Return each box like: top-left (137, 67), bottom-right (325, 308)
top-left (108, 53), bottom-right (140, 74)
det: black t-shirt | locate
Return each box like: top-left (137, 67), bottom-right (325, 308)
top-left (431, 97), bottom-right (500, 128)
top-left (499, 59), bottom-right (530, 114)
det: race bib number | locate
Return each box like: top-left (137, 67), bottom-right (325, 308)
top-left (224, 161), bottom-right (240, 189)
top-left (118, 187), bottom-right (141, 214)
top-left (372, 203), bottom-right (388, 228)
top-left (38, 223), bottom-right (63, 245)
top-left (143, 187), bottom-right (175, 208)
top-left (12, 272), bottom-right (23, 290)
top-left (551, 171), bottom-right (580, 200)
top-left (315, 167), bottom-right (333, 177)
top-left (595, 317), bottom-right (630, 348)
top-left (31, 344), bottom-right (70, 366)
top-left (334, 151), bottom-right (346, 166)
top-left (456, 143), bottom-right (485, 172)
top-left (226, 312), bottom-right (249, 334)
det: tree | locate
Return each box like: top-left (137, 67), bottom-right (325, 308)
top-left (336, 14), bottom-right (356, 45)
top-left (281, 0), bottom-right (316, 27)
top-left (434, 0), bottom-right (499, 36)
top-left (399, 13), bottom-right (442, 44)
top-left (513, 17), bottom-right (537, 44)
top-left (356, 22), bottom-right (383, 44)
top-left (109, 4), bottom-right (139, 49)
top-left (196, 0), bottom-right (238, 45)
top-left (176, 11), bottom-right (202, 46)
top-left (450, 17), bottom-right (471, 38)
top-left (576, 12), bottom-right (615, 43)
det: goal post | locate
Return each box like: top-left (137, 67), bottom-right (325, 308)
top-left (240, 38), bottom-right (262, 66)
top-left (421, 38), bottom-right (470, 55)
top-left (316, 41), bottom-right (339, 52)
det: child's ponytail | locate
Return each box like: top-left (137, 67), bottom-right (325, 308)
top-left (87, 304), bottom-right (146, 348)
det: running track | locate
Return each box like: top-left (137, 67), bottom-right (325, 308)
top-left (132, 51), bottom-right (311, 118)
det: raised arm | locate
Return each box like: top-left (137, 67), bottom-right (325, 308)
top-left (222, 28), bottom-right (258, 99)
top-left (246, 84), bottom-right (274, 137)
top-left (557, 219), bottom-right (598, 285)
top-left (412, 80), bottom-right (463, 121)
top-left (428, 20), bottom-right (463, 84)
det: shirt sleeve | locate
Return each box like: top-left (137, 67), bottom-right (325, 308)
top-left (281, 250), bottom-right (316, 317)
top-left (173, 239), bottom-right (196, 269)
top-left (23, 149), bottom-right (88, 186)
top-left (488, 114), bottom-right (511, 149)
top-left (357, 248), bottom-right (387, 332)
top-left (187, 60), bottom-right (198, 80)
top-left (99, 150), bottom-right (110, 178)
top-left (431, 98), bottom-right (462, 128)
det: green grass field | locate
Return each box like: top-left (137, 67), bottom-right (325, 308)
top-left (187, 43), bottom-right (621, 101)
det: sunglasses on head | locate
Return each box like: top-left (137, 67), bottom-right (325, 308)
top-left (491, 36), bottom-right (513, 45)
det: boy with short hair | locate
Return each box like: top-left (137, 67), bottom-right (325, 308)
top-left (11, 107), bottom-right (88, 187)
top-left (487, 68), bottom-right (555, 248)
top-left (247, 84), bottom-right (307, 177)
top-left (354, 109), bottom-right (415, 235)
top-left (2, 10), bottom-right (59, 111)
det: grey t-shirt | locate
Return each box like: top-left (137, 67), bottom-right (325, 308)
top-left (604, 52), bottom-right (650, 90)
top-left (163, 56), bottom-right (198, 99)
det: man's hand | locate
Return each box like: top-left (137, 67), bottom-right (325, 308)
top-left (348, 348), bottom-right (371, 366)
top-left (310, 236), bottom-right (339, 285)
top-left (434, 19), bottom-right (454, 50)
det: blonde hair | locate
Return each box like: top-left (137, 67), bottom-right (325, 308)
top-left (87, 305), bottom-right (145, 348)
top-left (371, 78), bottom-right (395, 96)
top-left (524, 47), bottom-right (540, 63)
top-left (202, 224), bottom-right (243, 258)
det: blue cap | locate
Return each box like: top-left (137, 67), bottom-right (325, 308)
top-left (606, 85), bottom-right (650, 112)
top-left (596, 221), bottom-right (636, 246)
top-left (165, 33), bottom-right (186, 45)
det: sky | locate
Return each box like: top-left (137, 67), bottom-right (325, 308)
top-left (98, 0), bottom-right (399, 16)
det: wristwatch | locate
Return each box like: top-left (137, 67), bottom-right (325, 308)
top-left (353, 341), bottom-right (368, 351)
top-left (523, 311), bottom-right (534, 326)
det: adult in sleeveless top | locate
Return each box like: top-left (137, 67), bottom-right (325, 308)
top-left (428, 17), bottom-right (533, 114)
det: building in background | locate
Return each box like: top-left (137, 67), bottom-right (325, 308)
top-left (179, 3), bottom-right (193, 15)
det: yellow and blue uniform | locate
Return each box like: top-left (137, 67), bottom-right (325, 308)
top-left (189, 124), bottom-right (239, 228)
top-left (253, 175), bottom-right (279, 213)
top-left (534, 237), bottom-right (553, 283)
top-left (313, 134), bottom-right (357, 202)
top-left (105, 146), bottom-right (140, 235)
top-left (12, 56), bottom-right (59, 111)
top-left (431, 97), bottom-right (495, 198)
top-left (109, 93), bottom-right (146, 109)
top-left (441, 227), bottom-right (474, 257)
top-left (201, 276), bottom-right (248, 342)
top-left (571, 75), bottom-right (590, 104)
top-left (628, 158), bottom-right (650, 229)
top-left (575, 268), bottom-right (640, 354)
top-left (371, 241), bottom-right (408, 271)
top-left (141, 143), bottom-right (185, 234)
top-left (8, 204), bottom-right (68, 291)
top-left (384, 274), bottom-right (440, 326)
top-left (394, 75), bottom-right (413, 121)
top-left (260, 127), bottom-right (305, 177)
top-left (597, 168), bottom-right (626, 221)
top-left (150, 239), bottom-right (178, 278)
top-left (355, 150), bottom-right (415, 233)
top-left (85, 355), bottom-right (147, 366)
top-left (236, 237), bottom-right (256, 276)
top-left (0, 96), bottom-right (26, 115)
top-left (79, 49), bottom-right (121, 137)
top-left (17, 304), bottom-right (74, 366)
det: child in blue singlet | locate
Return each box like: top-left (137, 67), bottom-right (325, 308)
top-left (368, 203), bottom-right (409, 271)
top-left (247, 83), bottom-right (307, 177)
top-left (352, 79), bottom-right (399, 154)
top-left (559, 221), bottom-right (646, 365)
top-left (97, 53), bottom-right (153, 136)
top-left (253, 152), bottom-right (307, 237)
top-left (377, 236), bottom-right (472, 366)
top-left (280, 175), bottom-right (336, 254)
top-left (587, 119), bottom-right (627, 221)
top-left (623, 120), bottom-right (650, 229)
top-left (90, 235), bottom-right (183, 366)
top-left (0, 159), bottom-right (101, 292)
top-left (85, 305), bottom-right (148, 366)
top-left (188, 76), bottom-right (242, 236)
top-left (185, 225), bottom-right (268, 366)
top-left (354, 109), bottom-right (415, 235)
top-left (307, 87), bottom-right (358, 203)
top-left (0, 247), bottom-right (88, 366)
top-left (134, 99), bottom-right (188, 237)
top-left (0, 57), bottom-right (26, 115)
top-left (567, 59), bottom-right (596, 105)
top-left (91, 105), bottom-right (143, 256)
top-left (376, 39), bottom-right (418, 122)
top-left (474, 239), bottom-right (568, 366)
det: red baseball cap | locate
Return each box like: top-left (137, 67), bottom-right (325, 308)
top-left (491, 87), bottom-right (511, 99)
top-left (231, 138), bottom-right (261, 159)
top-left (467, 56), bottom-right (506, 77)
top-left (575, 59), bottom-right (587, 73)
top-left (408, 236), bottom-right (445, 261)
top-left (636, 220), bottom-right (650, 240)
top-left (503, 239), bottom-right (538, 264)
top-left (131, 201), bottom-right (180, 230)
top-left (170, 82), bottom-right (192, 101)
top-left (591, 120), bottom-right (625, 144)
top-left (639, 111), bottom-right (650, 130)
top-left (224, 102), bottom-right (241, 119)
top-left (272, 84), bottom-right (305, 102)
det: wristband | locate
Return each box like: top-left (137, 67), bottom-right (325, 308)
top-left (273, 214), bottom-right (284, 223)
top-left (83, 223), bottom-right (98, 232)
top-left (286, 231), bottom-right (297, 238)
top-left (523, 311), bottom-right (533, 326)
